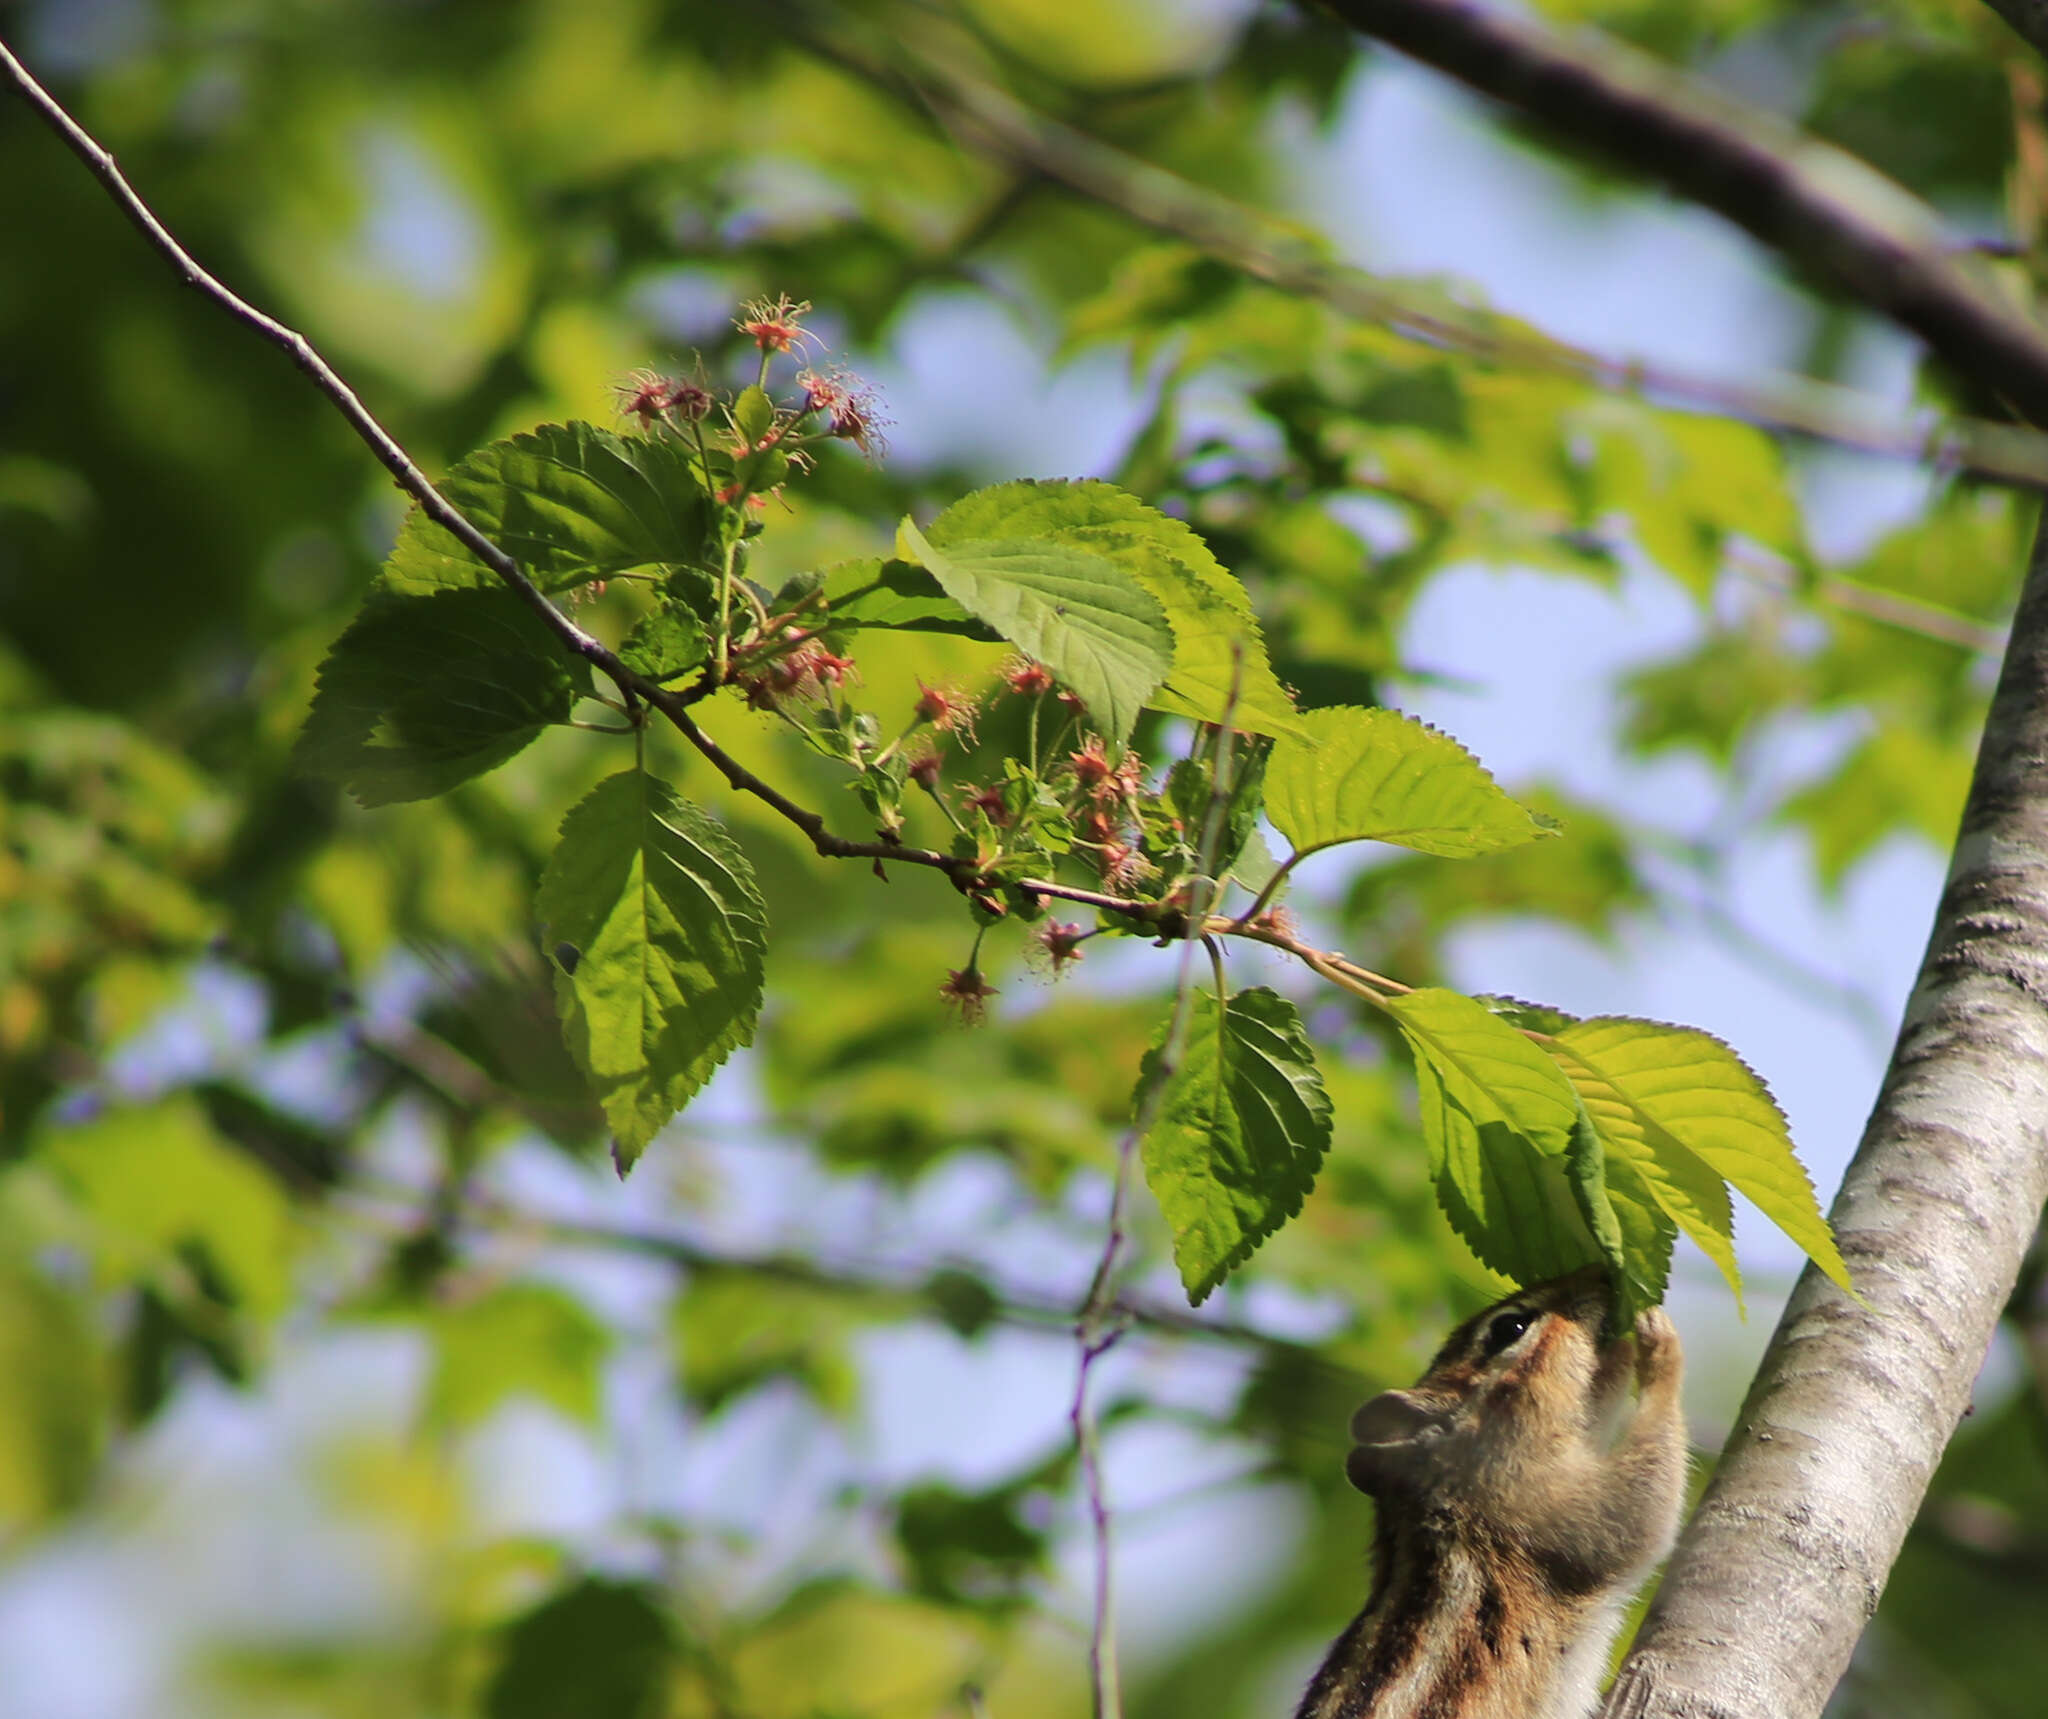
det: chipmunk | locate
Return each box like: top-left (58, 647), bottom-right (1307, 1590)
top-left (1296, 1268), bottom-right (1687, 1719)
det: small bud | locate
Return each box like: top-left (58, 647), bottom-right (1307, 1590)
top-left (913, 680), bottom-right (980, 741)
top-left (737, 293), bottom-right (816, 354)
top-left (668, 379), bottom-right (714, 421)
top-left (1096, 839), bottom-right (1152, 893)
top-left (614, 370), bottom-right (682, 430)
top-left (1004, 657), bottom-right (1056, 697)
top-left (964, 783), bottom-right (1010, 826)
top-left (1037, 920), bottom-right (1087, 973)
top-left (796, 365), bottom-right (890, 459)
top-left (939, 965), bottom-right (998, 1025)
top-left (1068, 735), bottom-right (1113, 790)
top-left (907, 747), bottom-right (944, 790)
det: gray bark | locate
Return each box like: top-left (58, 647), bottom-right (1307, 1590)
top-left (1599, 521), bottom-right (2048, 1717)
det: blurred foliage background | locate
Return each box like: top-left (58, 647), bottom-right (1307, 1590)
top-left (3, 0), bottom-right (2047, 1714)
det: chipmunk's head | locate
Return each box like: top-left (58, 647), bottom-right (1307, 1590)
top-left (1344, 1268), bottom-right (1661, 1540)
top-left (1297, 1269), bottom-right (1687, 1719)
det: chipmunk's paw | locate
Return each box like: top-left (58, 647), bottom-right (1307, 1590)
top-left (1631, 1305), bottom-right (1681, 1391)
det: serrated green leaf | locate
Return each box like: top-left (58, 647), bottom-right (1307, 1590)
top-left (897, 515), bottom-right (1172, 744)
top-left (1566, 1097), bottom-right (1630, 1294)
top-left (619, 604), bottom-right (708, 682)
top-left (820, 557), bottom-right (997, 637)
top-left (1138, 987), bottom-right (1333, 1304)
top-left (536, 770), bottom-right (768, 1166)
top-left (1267, 707), bottom-right (1555, 860)
top-left (921, 480), bottom-right (1304, 737)
top-left (1476, 994), bottom-right (1582, 1035)
top-left (1548, 1016), bottom-right (1848, 1293)
top-left (380, 421), bottom-right (715, 597)
top-left (297, 588), bottom-right (577, 806)
top-left (1384, 988), bottom-right (1600, 1286)
top-left (1564, 1094), bottom-right (1675, 1322)
top-left (429, 1283), bottom-right (611, 1427)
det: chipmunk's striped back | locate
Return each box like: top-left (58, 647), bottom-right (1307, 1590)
top-left (1297, 1271), bottom-right (1686, 1719)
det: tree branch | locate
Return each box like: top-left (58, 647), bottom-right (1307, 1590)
top-left (1599, 516), bottom-right (2048, 1717)
top-left (1315, 0), bottom-right (2048, 428)
top-left (0, 39), bottom-right (1209, 934)
top-left (808, 22), bottom-right (2048, 488)
top-left (0, 37), bottom-right (630, 686)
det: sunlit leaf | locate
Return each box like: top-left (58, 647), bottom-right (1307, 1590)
top-left (429, 1284), bottom-right (611, 1427)
top-left (896, 513), bottom-right (1172, 743)
top-left (676, 1269), bottom-right (867, 1414)
top-left (536, 769), bottom-right (768, 1166)
top-left (1139, 986), bottom-right (1333, 1304)
top-left (37, 1095), bottom-right (296, 1318)
top-left (618, 603), bottom-right (708, 682)
top-left (380, 421), bottom-right (716, 598)
top-left (1547, 1016), bottom-right (1848, 1292)
top-left (820, 556), bottom-right (996, 637)
top-left (1384, 987), bottom-right (1600, 1286)
top-left (1267, 706), bottom-right (1555, 860)
top-left (922, 479), bottom-right (1305, 736)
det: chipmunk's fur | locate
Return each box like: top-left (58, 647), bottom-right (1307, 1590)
top-left (1297, 1269), bottom-right (1687, 1719)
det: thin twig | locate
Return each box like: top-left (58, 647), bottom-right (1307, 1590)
top-left (0, 41), bottom-right (1173, 926)
top-left (0, 39), bottom-right (630, 686)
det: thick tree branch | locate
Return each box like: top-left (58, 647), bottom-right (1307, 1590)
top-left (1598, 519), bottom-right (2048, 1717)
top-left (1316, 0), bottom-right (2048, 428)
top-left (810, 25), bottom-right (2048, 489)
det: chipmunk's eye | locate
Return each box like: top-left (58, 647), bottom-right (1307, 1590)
top-left (1481, 1309), bottom-right (1534, 1358)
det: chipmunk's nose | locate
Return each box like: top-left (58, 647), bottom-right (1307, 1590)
top-left (1350, 1388), bottom-right (1439, 1446)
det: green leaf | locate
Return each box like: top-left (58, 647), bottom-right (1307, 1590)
top-left (1383, 988), bottom-right (1601, 1286)
top-left (619, 604), bottom-right (708, 682)
top-left (1266, 707), bottom-right (1556, 860)
top-left (0, 1256), bottom-right (104, 1528)
top-left (486, 1577), bottom-right (676, 1719)
top-left (37, 1096), bottom-right (296, 1318)
top-left (1782, 722), bottom-right (1973, 891)
top-left (1563, 1096), bottom-right (1675, 1320)
top-left (1566, 1097), bottom-right (1630, 1295)
top-left (676, 1269), bottom-right (866, 1414)
top-left (380, 421), bottom-right (715, 597)
top-left (920, 480), bottom-right (1304, 737)
top-left (733, 384), bottom-right (776, 445)
top-left (1138, 987), bottom-right (1333, 1304)
top-left (1163, 735), bottom-right (1271, 879)
top-left (297, 588), bottom-right (577, 806)
top-left (896, 514), bottom-right (1173, 744)
top-left (820, 557), bottom-right (997, 638)
top-left (536, 769), bottom-right (769, 1166)
top-left (1546, 1016), bottom-right (1849, 1294)
top-left (429, 1284), bottom-right (611, 1427)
